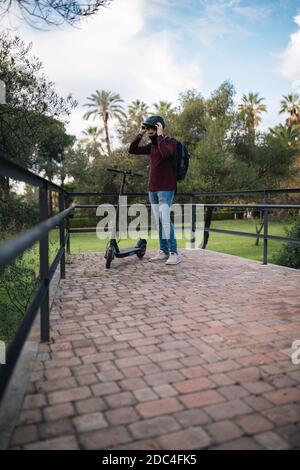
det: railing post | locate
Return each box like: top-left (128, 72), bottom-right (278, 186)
top-left (39, 181), bottom-right (50, 342)
top-left (263, 190), bottom-right (269, 265)
top-left (191, 194), bottom-right (196, 249)
top-left (59, 192), bottom-right (66, 279)
top-left (65, 194), bottom-right (71, 255)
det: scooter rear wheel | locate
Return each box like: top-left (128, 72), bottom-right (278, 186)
top-left (105, 246), bottom-right (115, 268)
top-left (136, 239), bottom-right (147, 259)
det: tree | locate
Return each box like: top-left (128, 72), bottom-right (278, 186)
top-left (36, 117), bottom-right (75, 213)
top-left (83, 90), bottom-right (126, 155)
top-left (270, 124), bottom-right (300, 148)
top-left (0, 1), bottom-right (113, 27)
top-left (81, 126), bottom-right (106, 159)
top-left (0, 32), bottom-right (76, 165)
top-left (279, 93), bottom-right (300, 127)
top-left (128, 100), bottom-right (149, 122)
top-left (117, 99), bottom-right (149, 145)
top-left (152, 100), bottom-right (177, 119)
top-left (238, 92), bottom-right (267, 136)
top-left (0, 33), bottom-right (77, 203)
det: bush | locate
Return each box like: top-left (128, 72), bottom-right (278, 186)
top-left (0, 195), bottom-right (39, 238)
top-left (212, 210), bottom-right (244, 220)
top-left (272, 214), bottom-right (300, 269)
top-left (0, 246), bottom-right (39, 344)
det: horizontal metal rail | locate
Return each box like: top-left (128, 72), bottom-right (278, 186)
top-left (0, 153), bottom-right (64, 194)
top-left (68, 188), bottom-right (300, 198)
top-left (0, 206), bottom-right (74, 270)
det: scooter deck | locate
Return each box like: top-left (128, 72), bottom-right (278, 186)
top-left (115, 247), bottom-right (140, 258)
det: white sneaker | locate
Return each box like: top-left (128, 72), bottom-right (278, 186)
top-left (165, 252), bottom-right (181, 265)
top-left (149, 250), bottom-right (169, 261)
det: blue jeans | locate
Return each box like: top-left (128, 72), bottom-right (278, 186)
top-left (148, 190), bottom-right (178, 255)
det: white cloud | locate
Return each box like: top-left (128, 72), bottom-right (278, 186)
top-left (278, 14), bottom-right (300, 90)
top-left (1, 0), bottom-right (203, 138)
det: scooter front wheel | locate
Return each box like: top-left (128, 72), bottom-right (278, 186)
top-left (136, 239), bottom-right (147, 259)
top-left (105, 246), bottom-right (115, 269)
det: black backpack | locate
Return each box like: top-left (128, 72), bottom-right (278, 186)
top-left (175, 140), bottom-right (189, 181)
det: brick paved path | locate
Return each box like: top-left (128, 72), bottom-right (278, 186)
top-left (10, 249), bottom-right (300, 449)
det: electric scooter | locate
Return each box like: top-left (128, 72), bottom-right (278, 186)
top-left (104, 167), bottom-right (147, 269)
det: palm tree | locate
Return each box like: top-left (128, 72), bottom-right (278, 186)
top-left (238, 92), bottom-right (267, 133)
top-left (83, 90), bottom-right (126, 155)
top-left (279, 93), bottom-right (300, 126)
top-left (152, 100), bottom-right (176, 118)
top-left (81, 126), bottom-right (106, 158)
top-left (128, 99), bottom-right (149, 123)
top-left (270, 123), bottom-right (300, 147)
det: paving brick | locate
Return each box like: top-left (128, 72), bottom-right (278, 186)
top-left (244, 395), bottom-right (274, 412)
top-left (153, 384), bottom-right (178, 398)
top-left (180, 366), bottom-right (209, 379)
top-left (105, 407), bottom-right (139, 425)
top-left (23, 393), bottom-right (47, 409)
top-left (129, 416), bottom-right (180, 439)
top-left (206, 420), bottom-right (244, 443)
top-left (73, 412), bottom-right (108, 432)
top-left (158, 427), bottom-right (212, 450)
top-left (38, 419), bottom-right (74, 440)
top-left (254, 431), bottom-right (290, 450)
top-left (11, 425), bottom-right (38, 446)
top-left (79, 426), bottom-right (132, 450)
top-left (36, 377), bottom-right (77, 393)
top-left (243, 381), bottom-right (274, 395)
top-left (203, 360), bottom-right (240, 374)
top-left (174, 377), bottom-right (215, 394)
top-left (218, 385), bottom-right (249, 400)
top-left (120, 377), bottom-right (147, 391)
top-left (43, 403), bottom-right (75, 421)
top-left (228, 367), bottom-right (261, 383)
top-left (48, 386), bottom-right (91, 405)
top-left (45, 367), bottom-right (72, 380)
top-left (179, 390), bottom-right (225, 409)
top-left (263, 388), bottom-right (300, 406)
top-left (105, 391), bottom-right (136, 408)
top-left (136, 398), bottom-right (183, 418)
top-left (144, 371), bottom-right (184, 387)
top-left (234, 413), bottom-right (274, 434)
top-left (75, 397), bottom-right (107, 414)
top-left (18, 409), bottom-right (42, 425)
top-left (262, 403), bottom-right (300, 426)
top-left (204, 399), bottom-right (253, 420)
top-left (91, 382), bottom-right (120, 397)
top-left (175, 409), bottom-right (211, 427)
top-left (115, 355), bottom-right (150, 368)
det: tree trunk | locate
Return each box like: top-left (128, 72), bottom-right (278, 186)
top-left (103, 114), bottom-right (111, 155)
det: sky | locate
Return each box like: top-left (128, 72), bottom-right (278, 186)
top-left (1, 0), bottom-right (300, 140)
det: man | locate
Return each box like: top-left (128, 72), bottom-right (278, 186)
top-left (129, 115), bottom-right (180, 265)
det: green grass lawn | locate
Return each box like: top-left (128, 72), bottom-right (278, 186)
top-left (53, 219), bottom-right (292, 264)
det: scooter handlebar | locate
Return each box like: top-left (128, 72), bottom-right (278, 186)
top-left (106, 167), bottom-right (143, 177)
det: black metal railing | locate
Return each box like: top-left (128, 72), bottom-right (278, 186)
top-left (0, 153), bottom-right (73, 401)
top-left (0, 152), bottom-right (300, 401)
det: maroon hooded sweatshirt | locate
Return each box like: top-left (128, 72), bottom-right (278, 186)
top-left (128, 133), bottom-right (177, 192)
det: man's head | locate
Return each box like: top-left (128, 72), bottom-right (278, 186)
top-left (142, 115), bottom-right (165, 136)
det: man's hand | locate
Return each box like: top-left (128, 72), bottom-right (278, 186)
top-left (139, 125), bottom-right (147, 135)
top-left (156, 122), bottom-right (164, 136)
